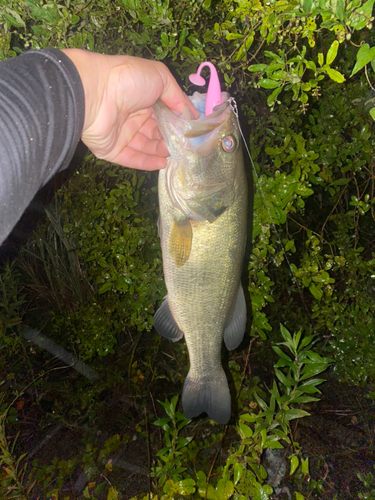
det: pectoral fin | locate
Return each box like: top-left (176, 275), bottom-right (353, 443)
top-left (153, 296), bottom-right (184, 342)
top-left (224, 285), bottom-right (247, 350)
top-left (169, 218), bottom-right (192, 267)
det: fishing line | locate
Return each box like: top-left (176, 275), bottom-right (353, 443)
top-left (228, 97), bottom-right (312, 321)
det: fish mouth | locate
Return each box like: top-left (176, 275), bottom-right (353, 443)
top-left (153, 92), bottom-right (232, 157)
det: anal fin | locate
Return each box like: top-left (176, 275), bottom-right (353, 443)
top-left (224, 284), bottom-right (247, 350)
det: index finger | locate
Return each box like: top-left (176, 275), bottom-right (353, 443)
top-left (158, 65), bottom-right (200, 119)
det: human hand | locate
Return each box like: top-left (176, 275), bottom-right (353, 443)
top-left (61, 49), bottom-right (198, 170)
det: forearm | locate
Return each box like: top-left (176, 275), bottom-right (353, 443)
top-left (0, 48), bottom-right (85, 245)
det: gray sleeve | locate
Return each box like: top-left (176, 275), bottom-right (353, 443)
top-left (0, 48), bottom-right (85, 245)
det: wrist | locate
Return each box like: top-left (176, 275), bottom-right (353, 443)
top-left (60, 49), bottom-right (106, 132)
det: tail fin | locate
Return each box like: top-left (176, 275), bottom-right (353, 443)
top-left (182, 369), bottom-right (231, 424)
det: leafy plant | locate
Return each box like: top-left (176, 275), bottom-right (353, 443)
top-left (134, 325), bottom-right (331, 500)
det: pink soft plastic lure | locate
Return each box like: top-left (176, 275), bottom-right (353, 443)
top-left (189, 62), bottom-right (222, 116)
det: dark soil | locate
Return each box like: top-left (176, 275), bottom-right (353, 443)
top-left (295, 374), bottom-right (375, 499)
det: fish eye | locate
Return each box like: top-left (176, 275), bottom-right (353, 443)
top-left (221, 135), bottom-right (236, 153)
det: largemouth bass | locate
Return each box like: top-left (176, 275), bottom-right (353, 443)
top-left (153, 91), bottom-right (247, 424)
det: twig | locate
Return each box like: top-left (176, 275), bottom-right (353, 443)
top-left (145, 407), bottom-right (152, 492)
top-left (207, 425), bottom-right (229, 483)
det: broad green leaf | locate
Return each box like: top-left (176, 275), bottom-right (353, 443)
top-left (326, 40), bottom-right (339, 65)
top-left (336, 0), bottom-right (345, 20)
top-left (290, 455), bottom-right (299, 475)
top-left (280, 324), bottom-right (292, 341)
top-left (234, 463), bottom-right (243, 485)
top-left (226, 33), bottom-right (244, 40)
top-left (240, 413), bottom-right (257, 422)
top-left (326, 68), bottom-right (346, 83)
top-left (293, 395), bottom-right (320, 403)
top-left (267, 86), bottom-right (283, 106)
top-left (300, 363), bottom-right (329, 380)
top-left (153, 417), bottom-right (170, 431)
top-left (299, 378), bottom-right (326, 392)
top-left (98, 282), bottom-right (112, 294)
top-left (238, 422), bottom-right (253, 438)
top-left (204, 0), bottom-right (212, 7)
top-left (272, 345), bottom-right (292, 362)
top-left (305, 60), bottom-right (316, 72)
top-left (107, 487), bottom-right (119, 500)
top-left (254, 393), bottom-right (269, 410)
top-left (318, 53), bottom-right (324, 66)
top-left (245, 34), bottom-right (254, 50)
top-left (259, 79), bottom-right (280, 89)
top-left (264, 50), bottom-right (283, 61)
top-left (177, 479), bottom-right (196, 495)
top-left (264, 439), bottom-right (284, 449)
top-left (309, 282), bottom-right (323, 300)
top-left (302, 0), bottom-right (313, 13)
top-left (370, 107), bottom-right (375, 120)
top-left (301, 457), bottom-right (309, 474)
top-left (351, 44), bottom-right (375, 77)
top-left (216, 479), bottom-right (234, 500)
top-left (296, 493), bottom-right (305, 500)
top-left (352, 0), bottom-right (375, 30)
top-left (274, 368), bottom-right (291, 388)
top-left (248, 64), bottom-right (268, 72)
top-left (3, 12), bottom-right (25, 28)
top-left (284, 408), bottom-right (310, 420)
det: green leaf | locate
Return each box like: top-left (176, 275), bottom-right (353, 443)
top-left (203, 0), bottom-right (212, 7)
top-left (336, 0), bottom-right (346, 20)
top-left (234, 463), bottom-right (243, 485)
top-left (284, 408), bottom-right (310, 420)
top-left (301, 457), bottom-right (309, 474)
top-left (370, 107), bottom-right (375, 120)
top-left (296, 493), bottom-right (305, 500)
top-left (352, 0), bottom-right (375, 30)
top-left (98, 282), bottom-right (112, 294)
top-left (290, 455), bottom-right (299, 475)
top-left (107, 487), bottom-right (119, 500)
top-left (300, 363), bottom-right (329, 380)
top-left (351, 44), bottom-right (375, 77)
top-left (254, 393), bottom-right (268, 411)
top-left (280, 324), bottom-right (293, 344)
top-left (4, 11), bottom-right (25, 28)
top-left (267, 86), bottom-right (283, 106)
top-left (326, 40), bottom-right (339, 66)
top-left (248, 63), bottom-right (268, 72)
top-left (272, 345), bottom-right (292, 362)
top-left (216, 479), bottom-right (234, 500)
top-left (238, 422), bottom-right (253, 438)
top-left (299, 378), bottom-right (325, 392)
top-left (302, 0), bottom-right (313, 13)
top-left (292, 395), bottom-right (320, 403)
top-left (318, 53), bottom-right (324, 66)
top-left (226, 33), bottom-right (244, 40)
top-left (309, 282), bottom-right (323, 300)
top-left (259, 79), bottom-right (281, 89)
top-left (326, 68), bottom-right (346, 83)
top-left (177, 478), bottom-right (196, 495)
top-left (305, 60), bottom-right (317, 72)
top-left (274, 368), bottom-right (291, 388)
